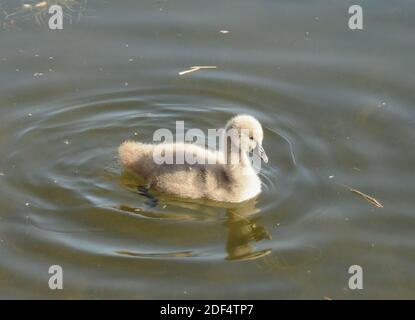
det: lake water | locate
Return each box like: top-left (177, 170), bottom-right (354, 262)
top-left (0, 0), bottom-right (414, 299)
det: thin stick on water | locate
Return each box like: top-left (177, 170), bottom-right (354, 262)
top-left (348, 187), bottom-right (384, 208)
top-left (179, 66), bottom-right (217, 76)
top-left (335, 182), bottom-right (384, 208)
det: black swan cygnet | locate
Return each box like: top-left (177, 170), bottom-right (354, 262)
top-left (119, 115), bottom-right (268, 203)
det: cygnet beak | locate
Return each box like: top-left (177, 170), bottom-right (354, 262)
top-left (254, 144), bottom-right (268, 163)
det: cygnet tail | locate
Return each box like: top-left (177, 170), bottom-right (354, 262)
top-left (118, 140), bottom-right (150, 169)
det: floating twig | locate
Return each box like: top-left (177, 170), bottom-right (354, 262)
top-left (333, 181), bottom-right (384, 208)
top-left (348, 187), bottom-right (383, 208)
top-left (334, 182), bottom-right (383, 208)
top-left (179, 66), bottom-right (217, 76)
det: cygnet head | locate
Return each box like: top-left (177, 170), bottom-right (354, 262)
top-left (225, 114), bottom-right (268, 163)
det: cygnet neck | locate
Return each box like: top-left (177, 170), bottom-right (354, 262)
top-left (223, 134), bottom-right (251, 168)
